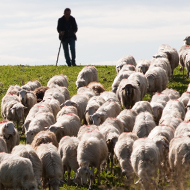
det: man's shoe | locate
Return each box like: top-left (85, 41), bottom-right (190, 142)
top-left (72, 63), bottom-right (77, 66)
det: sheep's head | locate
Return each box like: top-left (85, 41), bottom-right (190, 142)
top-left (10, 103), bottom-right (26, 120)
top-left (1, 121), bottom-right (16, 139)
top-left (76, 80), bottom-right (86, 89)
top-left (91, 113), bottom-right (104, 126)
top-left (75, 166), bottom-right (93, 185)
top-left (122, 84), bottom-right (136, 96)
top-left (26, 130), bottom-right (38, 144)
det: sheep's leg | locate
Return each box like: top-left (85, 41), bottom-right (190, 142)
top-left (17, 120), bottom-right (19, 131)
top-left (97, 167), bottom-right (101, 185)
top-left (62, 165), bottom-right (66, 181)
top-left (88, 167), bottom-right (94, 190)
top-left (67, 167), bottom-right (71, 185)
top-left (110, 152), bottom-right (113, 174)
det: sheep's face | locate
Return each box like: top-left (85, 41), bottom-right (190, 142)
top-left (91, 113), bottom-right (103, 126)
top-left (18, 89), bottom-right (28, 104)
top-left (76, 80), bottom-right (86, 89)
top-left (75, 166), bottom-right (91, 185)
top-left (26, 130), bottom-right (37, 144)
top-left (23, 179), bottom-right (38, 190)
top-left (2, 122), bottom-right (16, 138)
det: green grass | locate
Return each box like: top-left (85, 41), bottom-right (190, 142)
top-left (0, 64), bottom-right (190, 190)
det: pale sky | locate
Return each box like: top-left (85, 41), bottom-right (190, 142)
top-left (0, 0), bottom-right (190, 66)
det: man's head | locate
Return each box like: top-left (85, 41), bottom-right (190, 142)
top-left (64, 8), bottom-right (71, 20)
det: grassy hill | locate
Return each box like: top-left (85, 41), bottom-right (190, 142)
top-left (0, 64), bottom-right (190, 190)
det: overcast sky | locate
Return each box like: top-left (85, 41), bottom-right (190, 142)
top-left (0, 0), bottom-right (190, 66)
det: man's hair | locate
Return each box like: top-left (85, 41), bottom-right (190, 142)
top-left (64, 8), bottom-right (71, 14)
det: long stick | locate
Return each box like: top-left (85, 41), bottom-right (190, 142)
top-left (56, 39), bottom-right (62, 66)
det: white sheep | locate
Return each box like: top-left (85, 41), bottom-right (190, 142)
top-left (174, 121), bottom-right (190, 137)
top-left (111, 70), bottom-right (135, 93)
top-left (162, 99), bottom-right (186, 120)
top-left (128, 72), bottom-right (148, 100)
top-left (85, 96), bottom-right (105, 125)
top-left (136, 59), bottom-right (151, 74)
top-left (18, 89), bottom-right (37, 117)
top-left (98, 117), bottom-right (124, 173)
top-left (132, 101), bottom-right (153, 115)
top-left (131, 138), bottom-right (160, 190)
top-left (0, 152), bottom-right (38, 189)
top-left (0, 120), bottom-right (19, 153)
top-left (77, 124), bottom-right (99, 140)
top-left (75, 130), bottom-right (108, 189)
top-left (22, 101), bottom-right (53, 132)
top-left (56, 105), bottom-right (78, 120)
top-left (150, 101), bottom-right (164, 125)
top-left (117, 109), bottom-right (137, 132)
top-left (58, 136), bottom-right (79, 185)
top-left (157, 44), bottom-right (179, 75)
top-left (169, 136), bottom-right (190, 189)
top-left (159, 115), bottom-right (182, 130)
top-left (151, 55), bottom-right (172, 80)
top-left (21, 80), bottom-right (41, 91)
top-left (184, 109), bottom-right (190, 122)
top-left (11, 144), bottom-right (42, 188)
top-left (99, 91), bottom-right (119, 102)
top-left (47, 74), bottom-right (69, 88)
top-left (42, 98), bottom-right (61, 119)
top-left (116, 78), bottom-right (141, 109)
top-left (179, 44), bottom-right (190, 78)
top-left (43, 87), bottom-right (66, 105)
top-left (132, 111), bottom-right (156, 138)
top-left (91, 100), bottom-right (121, 126)
top-left (120, 64), bottom-right (136, 72)
top-left (65, 94), bottom-right (89, 122)
top-left (25, 111), bottom-right (55, 144)
top-left (161, 88), bottom-right (180, 100)
top-left (116, 55), bottom-right (136, 73)
top-left (150, 92), bottom-right (170, 107)
top-left (76, 66), bottom-right (98, 89)
top-left (36, 143), bottom-right (63, 190)
top-left (178, 91), bottom-right (190, 108)
top-left (47, 113), bottom-right (81, 142)
top-left (145, 67), bottom-right (168, 96)
top-left (1, 94), bottom-right (26, 130)
top-left (77, 86), bottom-right (96, 99)
top-left (114, 132), bottom-right (138, 186)
top-left (6, 84), bottom-right (21, 96)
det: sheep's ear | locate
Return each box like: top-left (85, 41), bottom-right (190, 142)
top-left (60, 103), bottom-right (65, 108)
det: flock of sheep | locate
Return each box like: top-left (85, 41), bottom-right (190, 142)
top-left (0, 36), bottom-right (190, 190)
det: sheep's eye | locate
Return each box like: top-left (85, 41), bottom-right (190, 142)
top-left (31, 133), bottom-right (33, 135)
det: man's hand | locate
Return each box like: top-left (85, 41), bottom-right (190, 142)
top-left (60, 31), bottom-right (65, 36)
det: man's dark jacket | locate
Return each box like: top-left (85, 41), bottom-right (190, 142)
top-left (57, 15), bottom-right (78, 41)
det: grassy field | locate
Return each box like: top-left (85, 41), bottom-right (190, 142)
top-left (0, 64), bottom-right (190, 190)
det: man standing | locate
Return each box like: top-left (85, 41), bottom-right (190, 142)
top-left (57, 8), bottom-right (78, 67)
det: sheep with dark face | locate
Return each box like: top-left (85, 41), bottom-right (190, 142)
top-left (128, 72), bottom-right (148, 100)
top-left (116, 78), bottom-right (141, 109)
top-left (111, 70), bottom-right (135, 93)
